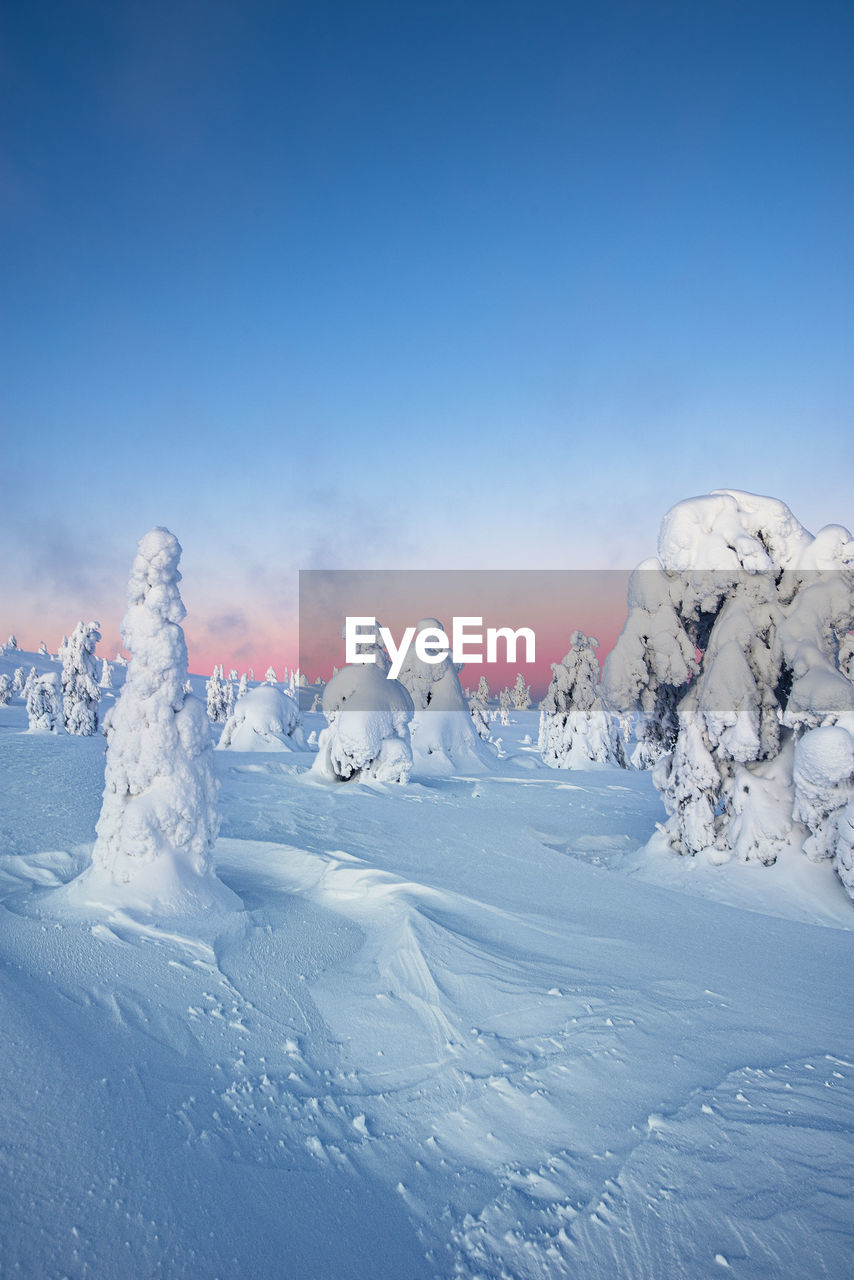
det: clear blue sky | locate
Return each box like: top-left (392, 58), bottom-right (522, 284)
top-left (2, 0), bottom-right (852, 669)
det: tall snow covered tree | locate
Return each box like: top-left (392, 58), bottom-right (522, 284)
top-left (99, 659), bottom-right (113, 689)
top-left (0, 674), bottom-right (12, 705)
top-left (539, 631), bottom-right (622, 768)
top-left (475, 676), bottom-right (491, 706)
top-left (26, 672), bottom-right (61, 732)
top-left (603, 490), bottom-right (854, 895)
top-left (61, 620), bottom-right (102, 735)
top-left (265, 665), bottom-right (278, 685)
top-left (86, 527), bottom-right (224, 911)
top-left (222, 673), bottom-right (235, 720)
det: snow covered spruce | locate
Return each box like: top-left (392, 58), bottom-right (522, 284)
top-left (74, 527), bottom-right (235, 914)
top-left (311, 648), bottom-right (415, 784)
top-left (396, 617), bottom-right (496, 774)
top-left (60, 619), bottom-right (102, 735)
top-left (603, 489), bottom-right (854, 895)
top-left (539, 631), bottom-right (625, 768)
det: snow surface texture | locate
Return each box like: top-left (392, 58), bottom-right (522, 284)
top-left (70, 528), bottom-right (233, 916)
top-left (397, 618), bottom-right (497, 775)
top-left (539, 631), bottom-right (623, 769)
top-left (1, 689), bottom-right (853, 1278)
top-left (605, 490), bottom-right (854, 895)
top-left (312, 662), bottom-right (414, 783)
top-left (218, 683), bottom-right (306, 753)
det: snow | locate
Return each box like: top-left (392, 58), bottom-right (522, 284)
top-left (312, 662), bottom-right (414, 783)
top-left (397, 617), bottom-right (497, 775)
top-left (218, 683), bottom-right (306, 752)
top-left (606, 490), bottom-right (854, 896)
top-left (2, 679), bottom-right (854, 1278)
top-left (66, 528), bottom-right (234, 917)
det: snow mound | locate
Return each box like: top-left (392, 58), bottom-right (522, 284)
top-left (218, 684), bottom-right (305, 752)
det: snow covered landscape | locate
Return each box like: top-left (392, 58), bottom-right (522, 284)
top-left (3, 4), bottom-right (853, 1276)
top-left (2, 492), bottom-right (853, 1279)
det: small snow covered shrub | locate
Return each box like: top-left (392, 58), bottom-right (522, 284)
top-left (539, 631), bottom-right (623, 768)
top-left (311, 662), bottom-right (414, 783)
top-left (26, 672), bottom-right (61, 732)
top-left (605, 489), bottom-right (854, 894)
top-left (61, 620), bottom-right (102, 735)
top-left (85, 527), bottom-right (225, 912)
top-left (218, 684), bottom-right (306, 752)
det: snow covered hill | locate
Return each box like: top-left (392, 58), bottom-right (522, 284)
top-left (1, 683), bottom-right (853, 1278)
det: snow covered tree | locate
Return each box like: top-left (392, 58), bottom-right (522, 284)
top-left (237, 672), bottom-right (249, 699)
top-left (475, 676), bottom-right (491, 706)
top-left (99, 659), bottom-right (113, 689)
top-left (206, 665), bottom-right (228, 722)
top-left (6, 634), bottom-right (18, 651)
top-left (605, 490), bottom-right (854, 893)
top-left (498, 686), bottom-right (512, 725)
top-left (61, 620), bottom-right (102, 735)
top-left (228, 668), bottom-right (238, 683)
top-left (265, 665), bottom-right (278, 685)
top-left (840, 633), bottom-right (854, 681)
top-left (38, 641), bottom-right (48, 657)
top-left (21, 666), bottom-right (37, 703)
top-left (310, 691), bottom-right (323, 712)
top-left (0, 674), bottom-right (12, 705)
top-left (539, 632), bottom-right (622, 768)
top-left (311, 663), bottom-right (414, 783)
top-left (86, 527), bottom-right (224, 911)
top-left (26, 672), bottom-right (61, 732)
top-left (469, 695), bottom-right (492, 740)
top-left (219, 685), bottom-right (306, 752)
top-left (511, 674), bottom-right (531, 710)
top-left (601, 559), bottom-right (698, 768)
top-left (395, 618), bottom-right (496, 774)
top-left (222, 674), bottom-right (235, 720)
top-left (12, 666), bottom-right (25, 693)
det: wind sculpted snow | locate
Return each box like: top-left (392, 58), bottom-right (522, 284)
top-left (1, 689), bottom-right (853, 1278)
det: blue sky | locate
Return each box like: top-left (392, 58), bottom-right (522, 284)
top-left (2, 0), bottom-right (852, 670)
